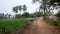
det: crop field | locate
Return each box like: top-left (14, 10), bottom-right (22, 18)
top-left (0, 19), bottom-right (34, 33)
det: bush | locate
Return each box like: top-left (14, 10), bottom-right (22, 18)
top-left (53, 19), bottom-right (60, 26)
top-left (56, 11), bottom-right (60, 17)
top-left (44, 17), bottom-right (60, 26)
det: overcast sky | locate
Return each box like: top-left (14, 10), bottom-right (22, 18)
top-left (0, 0), bottom-right (59, 15)
top-left (0, 0), bottom-right (40, 15)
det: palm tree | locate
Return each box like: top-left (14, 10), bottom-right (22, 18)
top-left (19, 5), bottom-right (22, 14)
top-left (13, 6), bottom-right (18, 14)
top-left (13, 6), bottom-right (18, 18)
top-left (23, 4), bottom-right (27, 14)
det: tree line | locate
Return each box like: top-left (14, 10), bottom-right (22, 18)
top-left (0, 0), bottom-right (60, 19)
top-left (32, 0), bottom-right (60, 18)
top-left (0, 13), bottom-right (13, 19)
top-left (13, 4), bottom-right (27, 18)
top-left (13, 0), bottom-right (60, 18)
top-left (12, 4), bottom-right (43, 18)
top-left (7, 0), bottom-right (60, 18)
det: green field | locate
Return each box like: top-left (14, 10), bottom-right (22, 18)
top-left (0, 19), bottom-right (34, 33)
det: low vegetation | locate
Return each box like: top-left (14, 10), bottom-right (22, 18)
top-left (44, 17), bottom-right (60, 32)
top-left (53, 19), bottom-right (60, 26)
top-left (0, 19), bottom-right (34, 33)
top-left (44, 17), bottom-right (60, 26)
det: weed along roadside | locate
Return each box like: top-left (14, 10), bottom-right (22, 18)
top-left (44, 17), bottom-right (60, 33)
top-left (0, 19), bottom-right (34, 34)
top-left (44, 16), bottom-right (60, 26)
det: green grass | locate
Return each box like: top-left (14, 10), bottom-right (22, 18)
top-left (44, 18), bottom-right (60, 26)
top-left (44, 18), bottom-right (60, 32)
top-left (53, 19), bottom-right (60, 26)
top-left (0, 19), bottom-right (34, 33)
top-left (44, 18), bottom-right (53, 24)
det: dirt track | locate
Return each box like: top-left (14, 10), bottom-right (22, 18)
top-left (14, 17), bottom-right (60, 34)
top-left (17, 18), bottom-right (58, 34)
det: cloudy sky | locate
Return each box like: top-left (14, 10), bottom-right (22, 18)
top-left (0, 0), bottom-right (40, 15)
top-left (0, 0), bottom-right (59, 15)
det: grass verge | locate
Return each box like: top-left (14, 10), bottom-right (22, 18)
top-left (44, 18), bottom-right (60, 30)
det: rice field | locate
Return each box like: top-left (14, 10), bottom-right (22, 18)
top-left (0, 19), bottom-right (34, 33)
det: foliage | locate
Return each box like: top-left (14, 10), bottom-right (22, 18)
top-left (44, 17), bottom-right (54, 24)
top-left (44, 17), bottom-right (60, 26)
top-left (19, 5), bottom-right (22, 11)
top-left (32, 0), bottom-right (39, 3)
top-left (16, 14), bottom-right (21, 18)
top-left (32, 0), bottom-right (53, 16)
top-left (13, 6), bottom-right (18, 13)
top-left (53, 19), bottom-right (60, 26)
top-left (0, 13), bottom-right (5, 19)
top-left (33, 11), bottom-right (43, 17)
top-left (23, 4), bottom-right (27, 14)
top-left (14, 11), bottom-right (43, 18)
top-left (22, 12), bottom-right (29, 17)
top-left (12, 5), bottom-right (27, 18)
top-left (0, 13), bottom-right (12, 19)
top-left (56, 10), bottom-right (60, 17)
top-left (48, 0), bottom-right (60, 6)
top-left (32, 0), bottom-right (60, 16)
top-left (0, 19), bottom-right (34, 33)
top-left (23, 5), bottom-right (27, 11)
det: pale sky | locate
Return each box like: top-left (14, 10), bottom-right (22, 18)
top-left (0, 0), bottom-right (40, 15)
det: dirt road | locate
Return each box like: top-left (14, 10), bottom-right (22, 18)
top-left (18, 18), bottom-right (54, 34)
top-left (14, 17), bottom-right (59, 34)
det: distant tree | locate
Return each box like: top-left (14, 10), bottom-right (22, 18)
top-left (22, 12), bottom-right (29, 17)
top-left (2, 13), bottom-right (4, 19)
top-left (56, 9), bottom-right (60, 17)
top-left (8, 14), bottom-right (11, 18)
top-left (0, 13), bottom-right (3, 19)
top-left (13, 6), bottom-right (18, 13)
top-left (6, 13), bottom-right (9, 18)
top-left (13, 6), bottom-right (18, 18)
top-left (32, 0), bottom-right (52, 18)
top-left (4, 15), bottom-right (6, 19)
top-left (23, 5), bottom-right (27, 14)
top-left (0, 13), bottom-right (5, 19)
top-left (33, 11), bottom-right (43, 17)
top-left (16, 14), bottom-right (21, 18)
top-left (19, 5), bottom-right (22, 14)
top-left (46, 5), bottom-right (54, 16)
top-left (32, 0), bottom-right (39, 3)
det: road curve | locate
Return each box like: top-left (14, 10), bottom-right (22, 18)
top-left (14, 17), bottom-right (59, 34)
top-left (20, 17), bottom-right (54, 34)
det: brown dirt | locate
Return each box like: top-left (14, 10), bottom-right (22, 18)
top-left (11, 17), bottom-right (60, 34)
